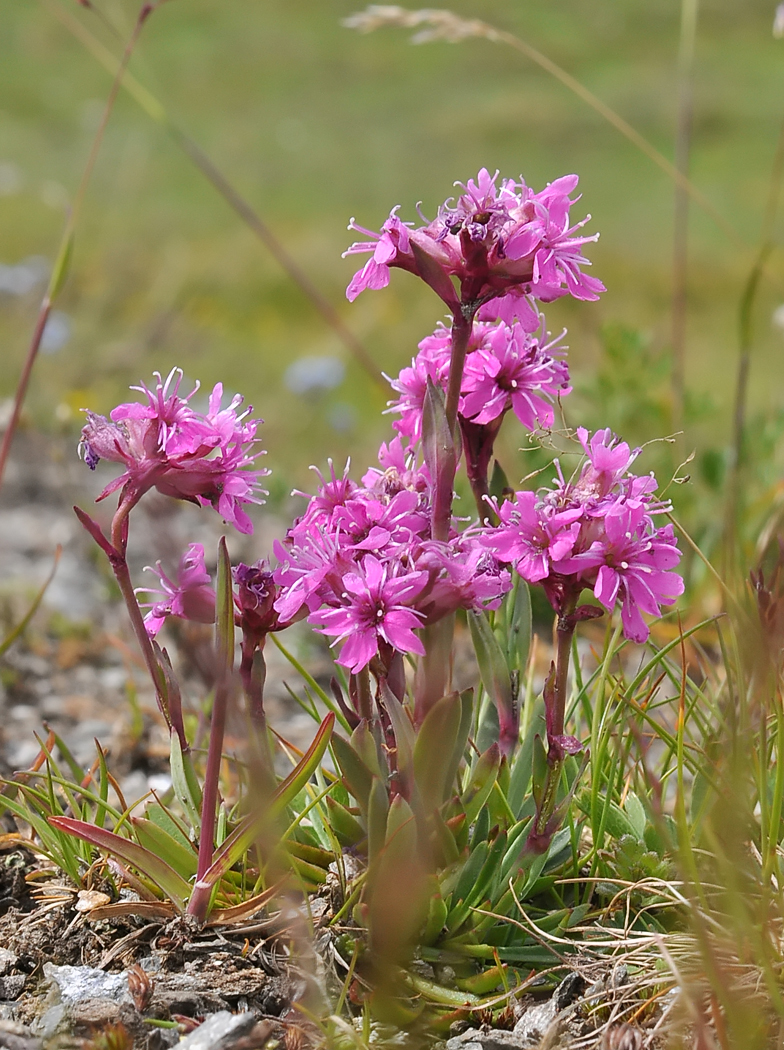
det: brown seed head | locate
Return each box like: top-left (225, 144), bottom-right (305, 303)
top-left (602, 1023), bottom-right (644, 1050)
top-left (127, 964), bottom-right (154, 1012)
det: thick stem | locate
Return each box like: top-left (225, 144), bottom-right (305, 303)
top-left (239, 633), bottom-right (267, 726)
top-left (354, 666), bottom-right (374, 722)
top-left (444, 311), bottom-right (473, 435)
top-left (431, 310), bottom-right (474, 545)
top-left (551, 604), bottom-right (577, 744)
top-left (460, 415), bottom-right (503, 523)
top-left (530, 600), bottom-right (578, 849)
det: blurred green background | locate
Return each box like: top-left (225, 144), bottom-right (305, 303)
top-left (1, 0), bottom-right (783, 497)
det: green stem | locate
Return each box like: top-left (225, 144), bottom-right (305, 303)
top-left (670, 0), bottom-right (699, 450)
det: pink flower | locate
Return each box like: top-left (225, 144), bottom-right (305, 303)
top-left (291, 459), bottom-right (358, 529)
top-left (80, 370), bottom-right (269, 534)
top-left (461, 320), bottom-right (570, 431)
top-left (361, 436), bottom-right (432, 501)
top-left (313, 555), bottom-right (428, 673)
top-left (555, 504), bottom-right (684, 643)
top-left (385, 327), bottom-right (452, 441)
top-left (344, 168), bottom-right (604, 310)
top-left (483, 491), bottom-right (582, 583)
top-left (137, 543), bottom-right (216, 637)
top-left (481, 428), bottom-right (684, 641)
top-left (332, 487), bottom-right (428, 555)
top-left (273, 527), bottom-right (353, 622)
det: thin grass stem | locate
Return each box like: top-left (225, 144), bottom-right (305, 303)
top-left (0, 0), bottom-right (170, 492)
top-left (670, 0), bottom-right (699, 451)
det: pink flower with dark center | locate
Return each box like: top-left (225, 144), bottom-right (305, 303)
top-left (332, 487), bottom-right (429, 555)
top-left (137, 543), bottom-right (216, 637)
top-left (313, 555), bottom-right (428, 673)
top-left (481, 427), bottom-right (684, 638)
top-left (483, 491), bottom-right (582, 583)
top-left (344, 168), bottom-right (604, 309)
top-left (361, 437), bottom-right (431, 501)
top-left (461, 321), bottom-right (570, 431)
top-left (555, 504), bottom-right (684, 643)
top-left (80, 371), bottom-right (268, 534)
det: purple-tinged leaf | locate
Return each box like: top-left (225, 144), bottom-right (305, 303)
top-left (48, 817), bottom-right (191, 910)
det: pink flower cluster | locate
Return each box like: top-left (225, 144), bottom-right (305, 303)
top-left (387, 314), bottom-right (570, 442)
top-left (272, 439), bottom-right (511, 673)
top-left (80, 369), bottom-right (268, 534)
top-left (344, 168), bottom-right (604, 315)
top-left (482, 428), bottom-right (684, 643)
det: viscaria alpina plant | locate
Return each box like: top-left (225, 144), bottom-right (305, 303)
top-left (41, 168), bottom-right (686, 1016)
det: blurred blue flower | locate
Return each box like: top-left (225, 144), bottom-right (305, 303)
top-left (41, 310), bottom-right (72, 354)
top-left (284, 355), bottom-right (345, 395)
top-left (0, 256), bottom-right (48, 297)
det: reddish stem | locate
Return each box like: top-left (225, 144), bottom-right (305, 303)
top-left (0, 300), bottom-right (52, 490)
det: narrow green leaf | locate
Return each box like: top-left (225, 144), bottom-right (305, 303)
top-left (508, 700), bottom-right (545, 817)
top-left (413, 692), bottom-right (462, 811)
top-left (624, 791), bottom-right (647, 841)
top-left (215, 537), bottom-right (234, 674)
top-left (449, 840), bottom-right (488, 913)
top-left (325, 796), bottom-right (365, 847)
top-left (461, 745), bottom-right (500, 826)
top-left (198, 713), bottom-right (334, 889)
top-left (368, 795), bottom-right (426, 964)
top-left (49, 818), bottom-right (190, 909)
top-left (145, 801), bottom-right (193, 851)
top-left (379, 683), bottom-right (415, 787)
top-left (0, 792), bottom-right (79, 881)
top-left (332, 733), bottom-right (374, 812)
top-left (470, 805), bottom-right (490, 850)
top-left (531, 735), bottom-right (548, 811)
top-left (270, 634), bottom-right (351, 731)
top-left (442, 689), bottom-right (473, 803)
top-left (131, 817), bottom-right (198, 879)
top-left (169, 731), bottom-right (202, 832)
top-left (48, 231), bottom-right (74, 299)
top-left (368, 777), bottom-right (389, 865)
top-left (468, 611), bottom-right (516, 752)
top-left (447, 830), bottom-right (508, 931)
top-left (350, 720), bottom-right (385, 778)
top-left (421, 885), bottom-right (448, 946)
top-left (505, 578), bottom-right (532, 677)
